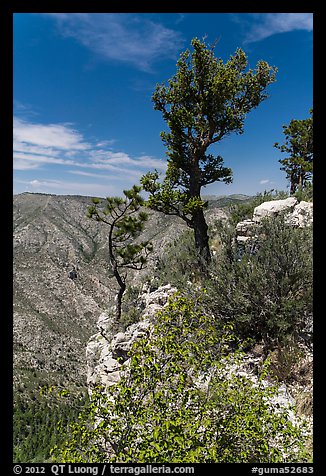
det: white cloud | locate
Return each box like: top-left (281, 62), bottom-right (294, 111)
top-left (45, 13), bottom-right (184, 71)
top-left (89, 150), bottom-right (132, 165)
top-left (241, 13), bottom-right (313, 43)
top-left (14, 151), bottom-right (77, 166)
top-left (14, 117), bottom-right (165, 171)
top-left (68, 169), bottom-right (141, 181)
top-left (89, 150), bottom-right (167, 171)
top-left (13, 118), bottom-right (90, 150)
top-left (13, 118), bottom-right (91, 173)
top-left (13, 159), bottom-right (41, 171)
top-left (96, 140), bottom-right (116, 147)
top-left (13, 140), bottom-right (60, 158)
top-left (15, 178), bottom-right (122, 197)
top-left (13, 117), bottom-right (166, 194)
top-left (259, 179), bottom-right (270, 185)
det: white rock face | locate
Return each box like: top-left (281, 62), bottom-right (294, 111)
top-left (253, 197), bottom-right (298, 222)
top-left (86, 284), bottom-right (177, 392)
top-left (235, 219), bottom-right (257, 245)
top-left (285, 201), bottom-right (313, 228)
top-left (140, 283), bottom-right (177, 319)
top-left (110, 320), bottom-right (151, 360)
top-left (236, 198), bottom-right (313, 245)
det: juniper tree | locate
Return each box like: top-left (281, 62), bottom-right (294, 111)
top-left (87, 185), bottom-right (152, 321)
top-left (274, 109), bottom-right (313, 194)
top-left (141, 37), bottom-right (277, 264)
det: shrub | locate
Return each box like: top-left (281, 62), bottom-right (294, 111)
top-left (206, 214), bottom-right (313, 347)
top-left (294, 183), bottom-right (313, 202)
top-left (51, 294), bottom-right (310, 463)
top-left (152, 229), bottom-right (203, 288)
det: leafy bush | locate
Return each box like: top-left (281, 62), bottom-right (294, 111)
top-left (119, 285), bottom-right (144, 330)
top-left (294, 183), bottom-right (313, 202)
top-left (51, 294), bottom-right (310, 463)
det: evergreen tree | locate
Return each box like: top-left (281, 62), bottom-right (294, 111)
top-left (141, 37), bottom-right (277, 264)
top-left (274, 109), bottom-right (313, 194)
top-left (87, 185), bottom-right (152, 320)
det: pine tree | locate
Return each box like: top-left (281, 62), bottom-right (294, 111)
top-left (87, 185), bottom-right (152, 320)
top-left (274, 109), bottom-right (313, 194)
top-left (141, 37), bottom-right (277, 264)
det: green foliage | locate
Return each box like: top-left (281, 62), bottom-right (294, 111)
top-left (294, 183), bottom-right (313, 202)
top-left (87, 185), bottom-right (152, 320)
top-left (13, 387), bottom-right (87, 463)
top-left (52, 294), bottom-right (309, 463)
top-left (206, 215), bottom-right (313, 346)
top-left (274, 109), bottom-right (313, 194)
top-left (268, 335), bottom-right (306, 383)
top-left (119, 285), bottom-right (144, 331)
top-left (141, 37), bottom-right (277, 262)
top-left (151, 229), bottom-right (202, 288)
top-left (87, 185), bottom-right (152, 270)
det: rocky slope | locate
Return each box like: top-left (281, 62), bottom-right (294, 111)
top-left (84, 198), bottom-right (313, 457)
top-left (13, 192), bottom-right (231, 393)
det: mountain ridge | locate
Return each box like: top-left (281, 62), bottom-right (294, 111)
top-left (13, 192), bottom-right (231, 393)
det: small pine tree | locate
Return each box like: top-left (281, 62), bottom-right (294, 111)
top-left (87, 185), bottom-right (152, 321)
top-left (274, 109), bottom-right (313, 194)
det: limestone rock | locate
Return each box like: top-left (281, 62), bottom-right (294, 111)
top-left (236, 198), bottom-right (313, 246)
top-left (285, 201), bottom-right (313, 228)
top-left (86, 284), bottom-right (177, 391)
top-left (140, 283), bottom-right (177, 319)
top-left (96, 309), bottom-right (118, 342)
top-left (110, 320), bottom-right (151, 360)
top-left (235, 219), bottom-right (257, 245)
top-left (253, 197), bottom-right (298, 222)
top-left (235, 219), bottom-right (256, 235)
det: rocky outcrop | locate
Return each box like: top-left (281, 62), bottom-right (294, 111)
top-left (285, 201), bottom-right (313, 228)
top-left (235, 219), bottom-right (257, 245)
top-left (86, 284), bottom-right (177, 391)
top-left (236, 197), bottom-right (313, 245)
top-left (253, 197), bottom-right (298, 221)
top-left (86, 286), bottom-right (312, 445)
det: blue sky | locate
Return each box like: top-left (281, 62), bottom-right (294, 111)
top-left (13, 13), bottom-right (313, 197)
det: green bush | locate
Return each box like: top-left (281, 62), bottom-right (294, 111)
top-left (294, 183), bottom-right (313, 202)
top-left (120, 285), bottom-right (143, 330)
top-left (51, 294), bottom-right (310, 463)
top-left (151, 230), bottom-right (202, 288)
top-left (206, 214), bottom-right (313, 347)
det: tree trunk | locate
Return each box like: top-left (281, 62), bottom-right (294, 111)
top-left (192, 208), bottom-right (211, 265)
top-left (290, 171), bottom-right (297, 195)
top-left (112, 265), bottom-right (126, 321)
top-left (189, 162), bottom-right (211, 265)
top-left (115, 277), bottom-right (126, 321)
top-left (109, 224), bottom-right (126, 321)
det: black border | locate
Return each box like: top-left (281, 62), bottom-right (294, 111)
top-left (3, 1), bottom-right (320, 473)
